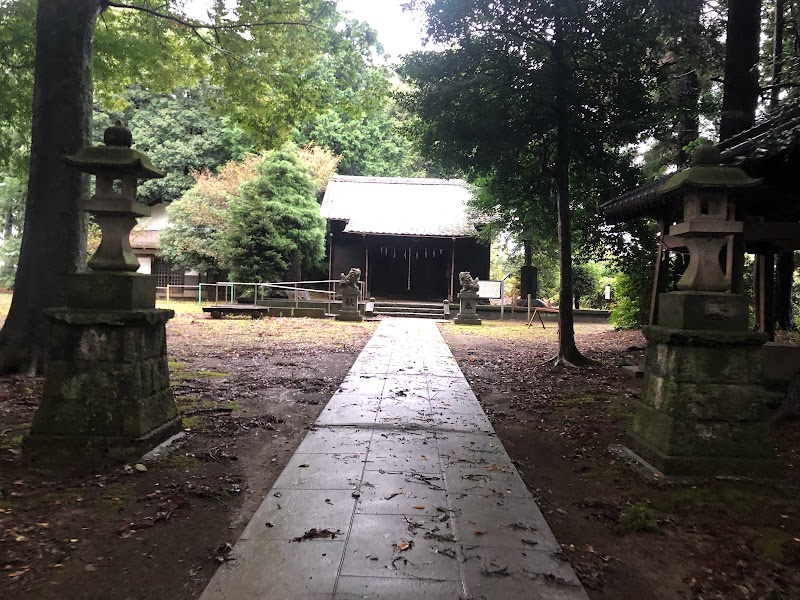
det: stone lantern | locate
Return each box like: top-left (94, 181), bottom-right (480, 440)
top-left (628, 145), bottom-right (782, 477)
top-left (657, 145), bottom-right (759, 331)
top-left (25, 122), bottom-right (181, 458)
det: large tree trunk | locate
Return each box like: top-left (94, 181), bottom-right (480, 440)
top-left (0, 0), bottom-right (106, 374)
top-left (673, 0), bottom-right (703, 167)
top-left (719, 0), bottom-right (762, 141)
top-left (775, 251), bottom-right (795, 331)
top-left (770, 0), bottom-right (795, 331)
top-left (553, 18), bottom-right (586, 366)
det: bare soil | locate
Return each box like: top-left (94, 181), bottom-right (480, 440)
top-left (1, 312), bottom-right (799, 600)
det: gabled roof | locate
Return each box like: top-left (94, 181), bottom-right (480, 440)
top-left (320, 175), bottom-right (478, 237)
top-left (601, 106), bottom-right (800, 224)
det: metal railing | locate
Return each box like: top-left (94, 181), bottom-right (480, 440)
top-left (197, 279), bottom-right (364, 314)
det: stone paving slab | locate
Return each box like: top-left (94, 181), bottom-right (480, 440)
top-left (199, 319), bottom-right (588, 600)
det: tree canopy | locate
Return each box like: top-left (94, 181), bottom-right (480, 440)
top-left (401, 0), bottom-right (664, 362)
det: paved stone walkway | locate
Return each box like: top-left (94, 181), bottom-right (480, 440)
top-left (199, 319), bottom-right (588, 600)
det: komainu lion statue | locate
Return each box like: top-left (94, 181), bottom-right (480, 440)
top-left (458, 271), bottom-right (479, 293)
top-left (340, 268), bottom-right (361, 289)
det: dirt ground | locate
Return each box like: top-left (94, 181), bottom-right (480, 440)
top-left (1, 308), bottom-right (799, 600)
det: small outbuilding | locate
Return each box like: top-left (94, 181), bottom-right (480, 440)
top-left (321, 176), bottom-right (490, 301)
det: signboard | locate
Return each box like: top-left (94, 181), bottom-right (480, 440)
top-left (478, 280), bottom-right (502, 299)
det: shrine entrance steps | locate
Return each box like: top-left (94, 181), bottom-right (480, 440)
top-left (372, 300), bottom-right (448, 319)
top-left (198, 319), bottom-right (588, 600)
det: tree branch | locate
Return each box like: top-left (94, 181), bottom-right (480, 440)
top-left (106, 2), bottom-right (313, 30)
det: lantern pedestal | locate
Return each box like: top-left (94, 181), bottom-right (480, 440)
top-left (25, 307), bottom-right (181, 458)
top-left (627, 321), bottom-right (783, 477)
top-left (454, 291), bottom-right (481, 325)
top-left (64, 271), bottom-right (156, 311)
top-left (657, 291), bottom-right (749, 331)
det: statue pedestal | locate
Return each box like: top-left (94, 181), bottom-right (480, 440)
top-left (454, 291), bottom-right (481, 325)
top-left (336, 287), bottom-right (362, 322)
top-left (25, 273), bottom-right (180, 459)
top-left (628, 324), bottom-right (782, 477)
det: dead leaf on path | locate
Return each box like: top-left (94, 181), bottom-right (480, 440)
top-left (384, 491), bottom-right (402, 500)
top-left (413, 505), bottom-right (425, 510)
top-left (298, 463), bottom-right (310, 468)
top-left (481, 565), bottom-right (510, 577)
top-left (291, 528), bottom-right (341, 542)
top-left (474, 529), bottom-right (486, 535)
top-left (397, 541), bottom-right (412, 551)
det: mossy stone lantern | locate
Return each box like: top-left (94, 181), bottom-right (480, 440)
top-left (24, 122), bottom-right (180, 459)
top-left (65, 121), bottom-right (165, 272)
top-left (627, 145), bottom-right (782, 477)
top-left (656, 145), bottom-right (761, 331)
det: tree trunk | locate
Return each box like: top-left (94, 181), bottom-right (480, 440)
top-left (672, 0), bottom-right (703, 167)
top-left (553, 18), bottom-right (586, 365)
top-left (719, 0), bottom-right (762, 141)
top-left (770, 1), bottom-right (794, 332)
top-left (288, 248), bottom-right (302, 282)
top-left (771, 0), bottom-right (785, 111)
top-left (0, 0), bottom-right (106, 374)
top-left (775, 251), bottom-right (795, 330)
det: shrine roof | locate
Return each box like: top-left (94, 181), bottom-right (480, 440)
top-left (600, 105), bottom-right (800, 224)
top-left (321, 175), bottom-right (479, 237)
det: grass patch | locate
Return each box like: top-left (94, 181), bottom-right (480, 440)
top-left (670, 487), bottom-right (718, 512)
top-left (439, 318), bottom-right (612, 341)
top-left (160, 453), bottom-right (200, 471)
top-left (753, 526), bottom-right (794, 562)
top-left (620, 502), bottom-right (658, 532)
top-left (168, 360), bottom-right (187, 370)
top-left (182, 415), bottom-right (201, 429)
top-left (156, 299), bottom-right (205, 315)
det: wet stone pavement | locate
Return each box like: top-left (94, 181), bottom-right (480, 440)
top-left (199, 319), bottom-right (588, 600)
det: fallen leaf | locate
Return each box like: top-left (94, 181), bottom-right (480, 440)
top-left (397, 541), bottom-right (412, 551)
top-left (413, 505), bottom-right (425, 510)
top-left (474, 529), bottom-right (486, 535)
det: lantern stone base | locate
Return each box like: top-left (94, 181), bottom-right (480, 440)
top-left (454, 291), bottom-right (482, 325)
top-left (24, 308), bottom-right (180, 459)
top-left (658, 291), bottom-right (748, 331)
top-left (336, 288), bottom-right (362, 322)
top-left (626, 325), bottom-right (783, 477)
top-left (64, 272), bottom-right (156, 310)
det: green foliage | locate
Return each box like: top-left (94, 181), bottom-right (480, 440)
top-left (303, 106), bottom-right (423, 176)
top-left (620, 502), bottom-right (657, 532)
top-left (609, 273), bottom-right (644, 329)
top-left (0, 175), bottom-right (26, 288)
top-left (162, 147), bottom-right (327, 281)
top-left (95, 85), bottom-right (254, 205)
top-left (572, 264), bottom-right (596, 309)
top-left (0, 236), bottom-right (20, 289)
top-left (159, 155), bottom-right (261, 273)
top-left (607, 219), bottom-right (658, 329)
top-left (222, 149), bottom-right (325, 282)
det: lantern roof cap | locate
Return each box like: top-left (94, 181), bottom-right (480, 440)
top-left (64, 121), bottom-right (165, 179)
top-left (658, 144), bottom-right (761, 197)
